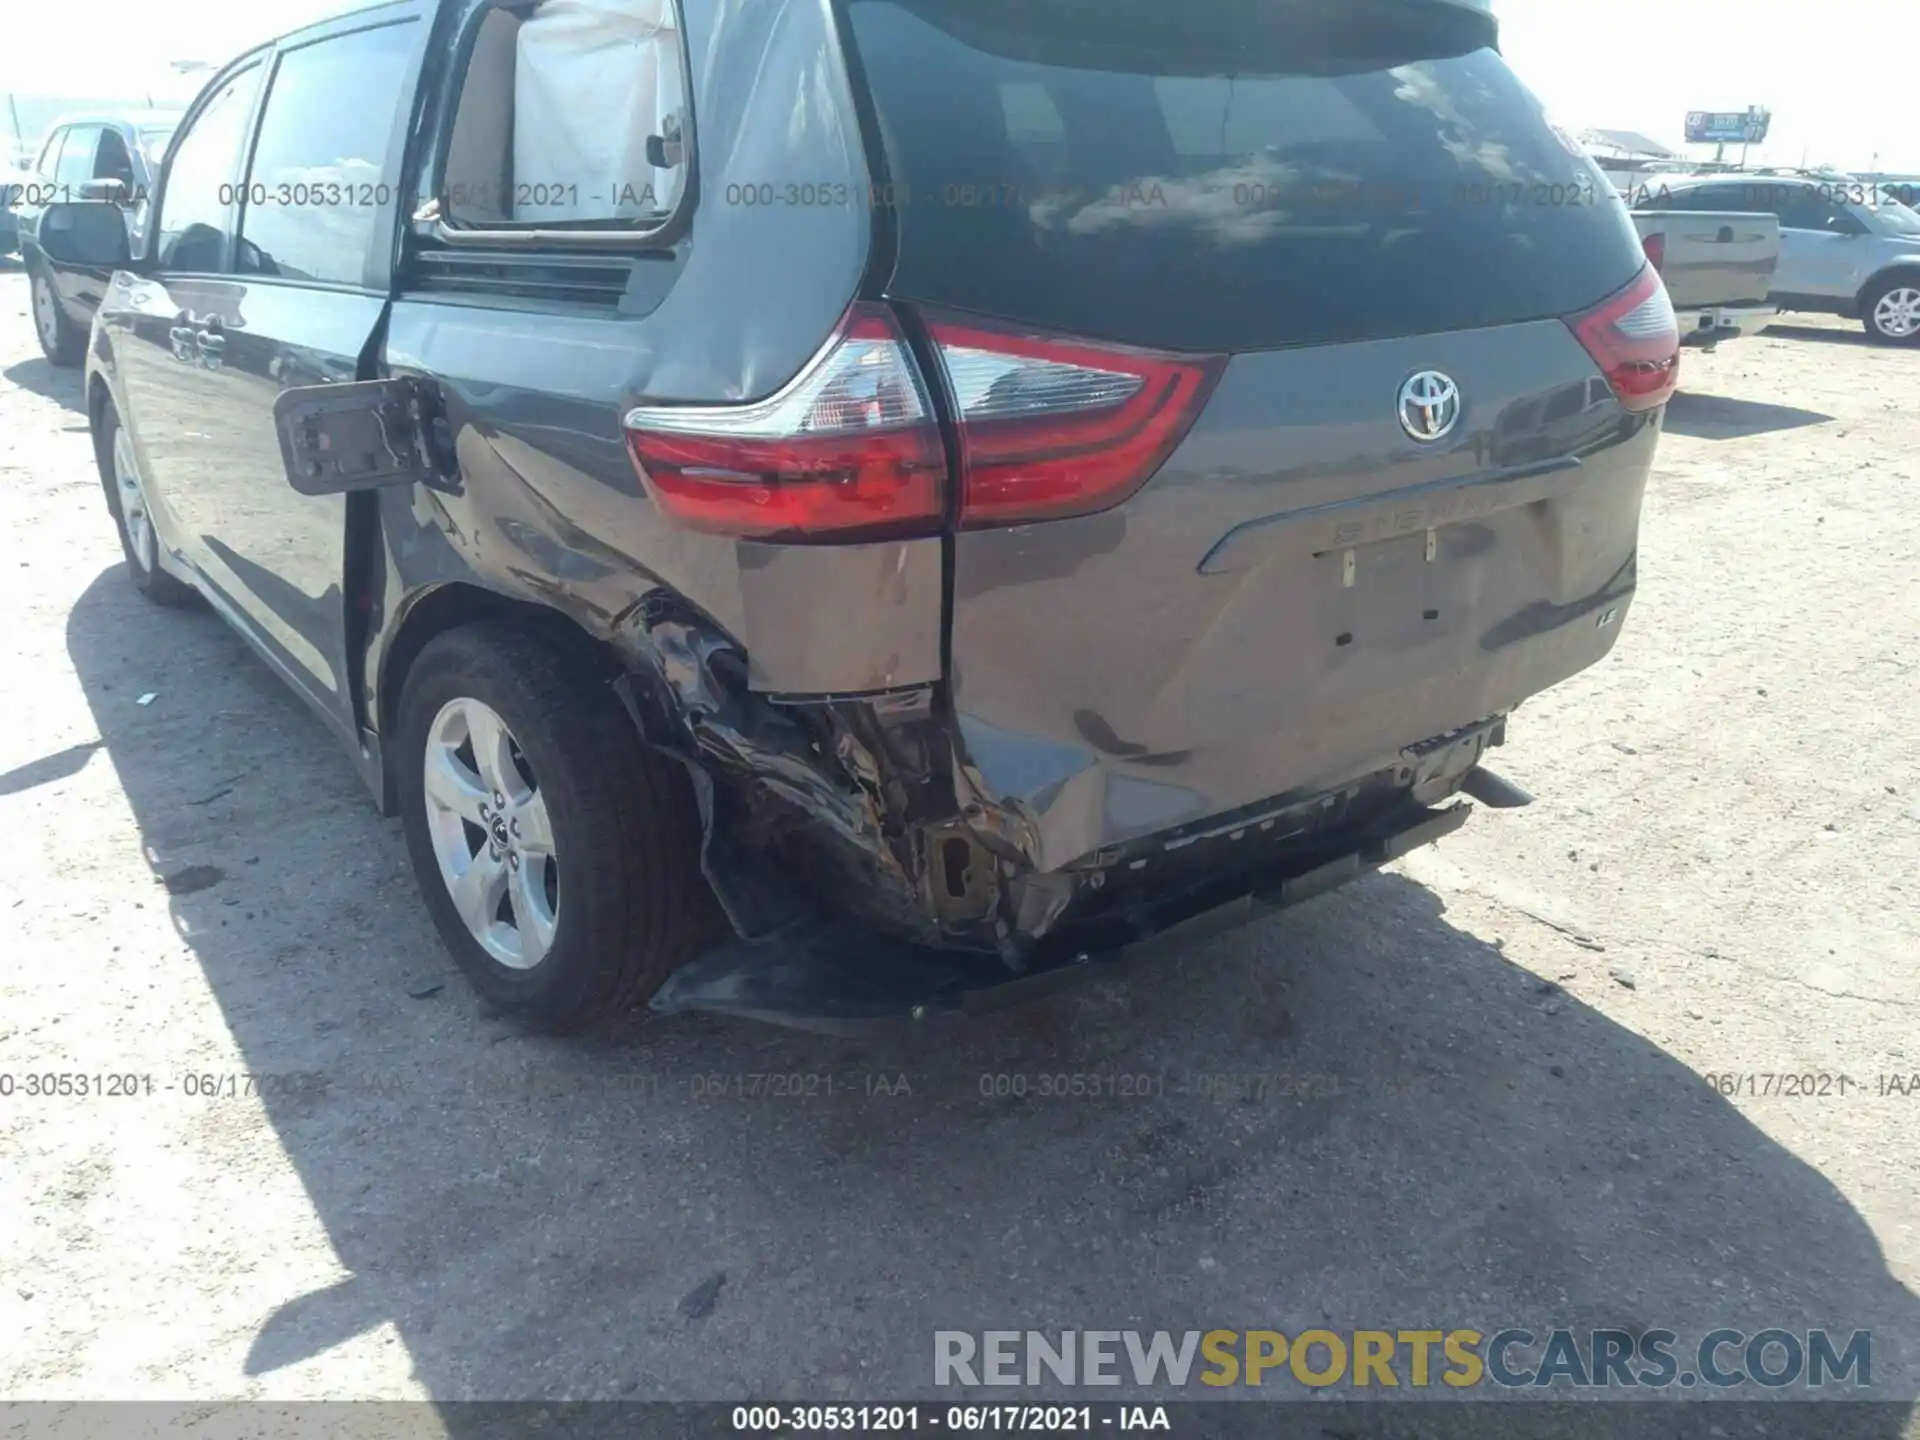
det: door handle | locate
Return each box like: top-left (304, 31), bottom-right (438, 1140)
top-left (168, 313), bottom-right (197, 363)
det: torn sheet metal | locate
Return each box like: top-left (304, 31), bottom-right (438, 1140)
top-left (610, 595), bottom-right (1502, 1029)
top-left (612, 597), bottom-right (969, 948)
top-left (650, 801), bottom-right (1474, 1031)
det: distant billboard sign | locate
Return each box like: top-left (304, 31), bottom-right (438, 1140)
top-left (1685, 108), bottom-right (1771, 145)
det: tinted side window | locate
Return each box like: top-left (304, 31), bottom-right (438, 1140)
top-left (1628, 182), bottom-right (1750, 213)
top-left (1823, 205), bottom-right (1870, 236)
top-left (1633, 185), bottom-right (1697, 211)
top-left (237, 22), bottom-right (418, 285)
top-left (1772, 187), bottom-right (1836, 231)
top-left (94, 129), bottom-right (137, 187)
top-left (55, 126), bottom-right (101, 187)
top-left (35, 128), bottom-right (67, 179)
top-left (156, 65), bottom-right (264, 273)
top-left (1692, 184), bottom-right (1760, 212)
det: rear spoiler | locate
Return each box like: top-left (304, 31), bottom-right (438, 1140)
top-left (879, 0), bottom-right (1499, 75)
top-left (1431, 0), bottom-right (1498, 38)
top-left (1432, 0), bottom-right (1498, 34)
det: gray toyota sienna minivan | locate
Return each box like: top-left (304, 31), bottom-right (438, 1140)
top-left (38, 0), bottom-right (1676, 1031)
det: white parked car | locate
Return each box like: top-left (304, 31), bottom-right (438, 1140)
top-left (1633, 174), bottom-right (1920, 344)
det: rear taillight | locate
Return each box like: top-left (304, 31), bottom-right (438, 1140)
top-left (1641, 231), bottom-right (1665, 273)
top-left (623, 302), bottom-right (945, 540)
top-left (1566, 265), bottom-right (1679, 413)
top-left (923, 314), bottom-right (1224, 528)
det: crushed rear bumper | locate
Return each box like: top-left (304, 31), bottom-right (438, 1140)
top-left (649, 796), bottom-right (1471, 1033)
top-left (614, 601), bottom-right (1509, 1029)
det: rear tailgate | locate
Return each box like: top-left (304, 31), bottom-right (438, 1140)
top-left (1635, 210), bottom-right (1780, 310)
top-left (846, 0), bottom-right (1662, 871)
top-left (941, 321), bottom-right (1653, 871)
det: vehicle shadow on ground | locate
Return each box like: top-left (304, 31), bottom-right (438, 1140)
top-left (3, 355), bottom-right (86, 413)
top-left (63, 564), bottom-right (1920, 1426)
top-left (1664, 391), bottom-right (1834, 441)
top-left (1761, 323), bottom-right (1878, 349)
top-left (0, 738), bottom-right (104, 798)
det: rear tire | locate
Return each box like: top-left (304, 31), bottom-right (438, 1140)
top-left (30, 261), bottom-right (84, 367)
top-left (97, 406), bottom-right (196, 607)
top-left (1861, 277), bottom-right (1920, 346)
top-left (396, 622), bottom-right (706, 1031)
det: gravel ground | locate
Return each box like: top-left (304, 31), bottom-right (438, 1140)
top-left (1, 260), bottom-right (1916, 1426)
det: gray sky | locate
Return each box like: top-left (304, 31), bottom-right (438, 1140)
top-left (5, 0), bottom-right (1918, 172)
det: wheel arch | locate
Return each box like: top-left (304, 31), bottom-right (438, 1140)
top-left (24, 245), bottom-right (82, 338)
top-left (1855, 263), bottom-right (1920, 317)
top-left (370, 580), bottom-right (630, 814)
top-left (85, 369), bottom-right (127, 507)
top-left (85, 335), bottom-right (130, 456)
top-left (86, 372), bottom-right (114, 464)
top-left (86, 371), bottom-right (112, 428)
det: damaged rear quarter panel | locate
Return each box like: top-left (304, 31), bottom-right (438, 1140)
top-left (370, 0), bottom-right (939, 705)
top-left (359, 0), bottom-right (961, 949)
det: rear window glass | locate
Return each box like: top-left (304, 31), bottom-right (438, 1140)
top-left (843, 0), bottom-right (1648, 352)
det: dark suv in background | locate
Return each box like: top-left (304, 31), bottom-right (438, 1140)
top-left (35, 0), bottom-right (1676, 1034)
top-left (16, 110), bottom-right (179, 362)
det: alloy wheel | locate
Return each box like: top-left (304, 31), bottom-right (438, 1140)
top-left (422, 696), bottom-right (560, 969)
top-left (1872, 287), bottom-right (1920, 339)
top-left (32, 272), bottom-right (59, 350)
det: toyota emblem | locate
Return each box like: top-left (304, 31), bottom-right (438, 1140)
top-left (1398, 371), bottom-right (1461, 442)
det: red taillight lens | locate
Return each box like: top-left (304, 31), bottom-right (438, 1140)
top-left (1641, 231), bottom-right (1665, 273)
top-left (1566, 265), bottom-right (1680, 413)
top-left (624, 303), bottom-right (946, 540)
top-left (923, 313), bottom-right (1224, 528)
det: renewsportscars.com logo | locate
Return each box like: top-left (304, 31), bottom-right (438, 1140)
top-left (934, 1328), bottom-right (1872, 1391)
